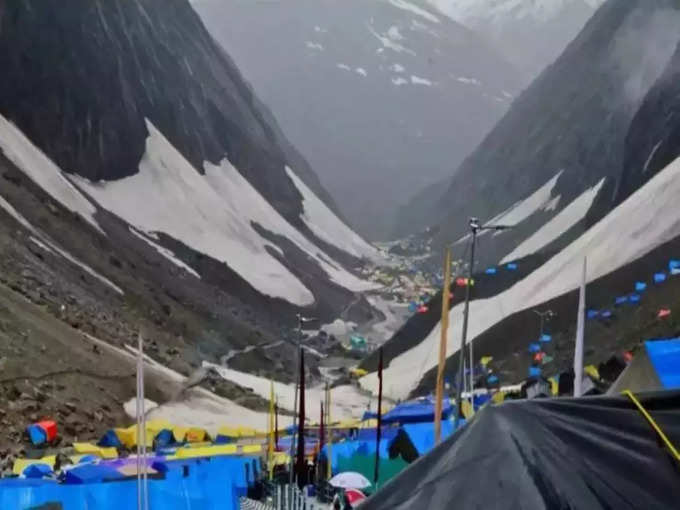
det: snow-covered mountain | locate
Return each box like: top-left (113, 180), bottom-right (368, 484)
top-left (360, 0), bottom-right (680, 398)
top-left (193, 0), bottom-right (522, 239)
top-left (429, 0), bottom-right (607, 79)
top-left (398, 0), bottom-right (680, 257)
top-left (0, 0), bottom-right (381, 383)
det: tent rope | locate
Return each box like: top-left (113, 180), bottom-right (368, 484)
top-left (623, 390), bottom-right (680, 462)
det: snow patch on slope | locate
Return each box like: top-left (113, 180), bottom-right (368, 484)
top-left (74, 122), bottom-right (376, 305)
top-left (411, 75), bottom-right (433, 86)
top-left (129, 227), bottom-right (201, 279)
top-left (204, 361), bottom-right (373, 420)
top-left (390, 0), bottom-right (440, 23)
top-left (0, 114), bottom-right (102, 234)
top-left (285, 166), bottom-right (381, 262)
top-left (502, 178), bottom-right (605, 263)
top-left (361, 157), bottom-right (680, 399)
top-left (488, 170), bottom-right (563, 232)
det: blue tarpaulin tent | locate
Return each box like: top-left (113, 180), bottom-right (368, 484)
top-left (629, 294), bottom-right (641, 304)
top-left (26, 424), bottom-right (47, 446)
top-left (615, 296), bottom-right (628, 306)
top-left (601, 310), bottom-right (613, 318)
top-left (382, 396), bottom-right (453, 424)
top-left (97, 429), bottom-right (122, 448)
top-left (669, 260), bottom-right (680, 271)
top-left (540, 334), bottom-right (552, 343)
top-left (529, 366), bottom-right (541, 377)
top-left (0, 456), bottom-right (244, 510)
top-left (485, 267), bottom-right (497, 275)
top-left (587, 310), bottom-right (599, 319)
top-left (529, 343), bottom-right (541, 353)
top-left (506, 263), bottom-right (518, 271)
top-left (635, 282), bottom-right (647, 292)
top-left (23, 464), bottom-right (53, 479)
top-left (654, 272), bottom-right (667, 284)
top-left (645, 339), bottom-right (680, 389)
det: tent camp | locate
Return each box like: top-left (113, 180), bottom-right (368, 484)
top-left (608, 338), bottom-right (680, 395)
top-left (360, 392), bottom-right (680, 510)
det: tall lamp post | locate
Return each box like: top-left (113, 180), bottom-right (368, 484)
top-left (454, 218), bottom-right (512, 428)
top-left (289, 314), bottom-right (317, 485)
top-left (533, 309), bottom-right (555, 339)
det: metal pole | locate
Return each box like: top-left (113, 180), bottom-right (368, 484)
top-left (289, 315), bottom-right (302, 484)
top-left (468, 230), bottom-right (477, 415)
top-left (455, 220), bottom-right (477, 428)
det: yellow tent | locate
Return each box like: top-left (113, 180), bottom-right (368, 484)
top-left (116, 419), bottom-right (172, 448)
top-left (185, 427), bottom-right (208, 443)
top-left (350, 368), bottom-right (368, 378)
top-left (73, 443), bottom-right (118, 459)
top-left (242, 444), bottom-right (262, 454)
top-left (13, 456), bottom-right (56, 476)
top-left (491, 392), bottom-right (505, 404)
top-left (174, 444), bottom-right (237, 459)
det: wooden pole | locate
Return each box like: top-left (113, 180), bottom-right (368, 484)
top-left (268, 380), bottom-right (275, 480)
top-left (435, 248), bottom-right (452, 444)
top-left (326, 385), bottom-right (332, 480)
top-left (373, 347), bottom-right (384, 485)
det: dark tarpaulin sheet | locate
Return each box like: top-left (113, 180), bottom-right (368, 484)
top-left (361, 392), bottom-right (680, 510)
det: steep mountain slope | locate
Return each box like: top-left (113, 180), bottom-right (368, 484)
top-left (193, 0), bottom-right (522, 239)
top-left (429, 0), bottom-right (606, 79)
top-left (0, 0), bottom-right (380, 390)
top-left (617, 41), bottom-right (680, 202)
top-left (399, 0), bottom-right (680, 258)
top-left (360, 0), bottom-right (680, 398)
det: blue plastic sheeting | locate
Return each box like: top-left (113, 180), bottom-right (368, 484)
top-left (402, 421), bottom-right (454, 455)
top-left (485, 267), bottom-right (497, 275)
top-left (0, 457), bottom-right (244, 510)
top-left (601, 310), bottom-right (613, 318)
top-left (97, 429), bottom-right (122, 448)
top-left (382, 396), bottom-right (452, 424)
top-left (506, 263), bottom-right (518, 271)
top-left (635, 282), bottom-right (647, 292)
top-left (23, 464), bottom-right (53, 479)
top-left (528, 343), bottom-right (541, 353)
top-left (356, 427), bottom-right (400, 443)
top-left (669, 260), bottom-right (680, 271)
top-left (528, 366), bottom-right (541, 377)
top-left (615, 296), bottom-right (628, 306)
top-left (540, 334), bottom-right (552, 343)
top-left (27, 424), bottom-right (47, 445)
top-left (154, 429), bottom-right (175, 448)
top-left (645, 339), bottom-right (680, 389)
top-left (64, 463), bottom-right (127, 484)
top-left (78, 455), bottom-right (99, 464)
top-left (629, 294), bottom-right (641, 304)
top-left (587, 310), bottom-right (599, 319)
top-left (654, 272), bottom-right (667, 284)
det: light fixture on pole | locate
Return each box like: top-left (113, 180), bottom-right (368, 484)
top-left (454, 218), bottom-right (513, 428)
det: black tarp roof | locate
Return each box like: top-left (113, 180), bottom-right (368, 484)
top-left (361, 392), bottom-right (680, 510)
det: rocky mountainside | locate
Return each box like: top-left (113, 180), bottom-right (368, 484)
top-left (0, 0), bottom-right (382, 398)
top-left (359, 0), bottom-right (680, 399)
top-left (429, 0), bottom-right (606, 80)
top-left (397, 0), bottom-right (680, 260)
top-left (617, 41), bottom-right (680, 203)
top-left (193, 0), bottom-right (522, 239)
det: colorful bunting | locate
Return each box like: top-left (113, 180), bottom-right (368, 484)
top-left (654, 272), bottom-right (667, 284)
top-left (658, 308), bottom-right (671, 319)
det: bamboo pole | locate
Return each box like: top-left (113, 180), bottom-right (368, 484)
top-left (435, 248), bottom-right (452, 444)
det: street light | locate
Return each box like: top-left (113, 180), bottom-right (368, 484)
top-left (289, 314), bottom-right (318, 485)
top-left (532, 309), bottom-right (555, 339)
top-left (454, 218), bottom-right (513, 428)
